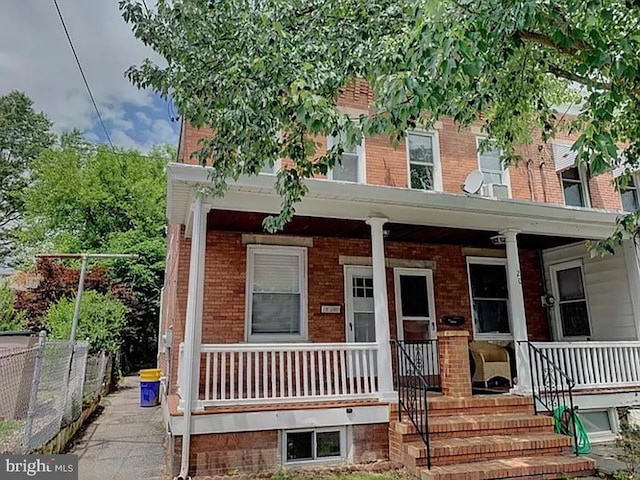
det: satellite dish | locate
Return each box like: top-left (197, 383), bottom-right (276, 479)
top-left (462, 170), bottom-right (484, 194)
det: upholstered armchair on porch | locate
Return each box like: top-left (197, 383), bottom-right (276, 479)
top-left (469, 341), bottom-right (512, 388)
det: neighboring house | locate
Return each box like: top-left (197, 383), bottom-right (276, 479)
top-left (159, 80), bottom-right (640, 479)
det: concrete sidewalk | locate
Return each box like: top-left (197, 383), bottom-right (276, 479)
top-left (69, 375), bottom-right (167, 480)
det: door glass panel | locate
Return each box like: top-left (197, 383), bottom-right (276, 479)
top-left (402, 320), bottom-right (429, 341)
top-left (399, 275), bottom-right (429, 317)
top-left (560, 302), bottom-right (591, 337)
top-left (354, 313), bottom-right (375, 342)
top-left (557, 267), bottom-right (585, 301)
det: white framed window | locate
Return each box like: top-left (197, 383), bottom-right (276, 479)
top-left (620, 174), bottom-right (640, 212)
top-left (561, 167), bottom-right (591, 208)
top-left (406, 131), bottom-right (442, 191)
top-left (466, 257), bottom-right (512, 339)
top-left (259, 159), bottom-right (281, 175)
top-left (580, 409), bottom-right (618, 442)
top-left (283, 428), bottom-right (346, 464)
top-left (476, 137), bottom-right (511, 198)
top-left (245, 245), bottom-right (307, 342)
top-left (549, 260), bottom-right (592, 340)
top-left (327, 134), bottom-right (365, 183)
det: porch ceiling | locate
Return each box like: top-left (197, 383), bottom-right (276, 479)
top-left (208, 209), bottom-right (579, 249)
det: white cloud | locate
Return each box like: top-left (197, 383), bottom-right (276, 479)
top-left (0, 0), bottom-right (177, 149)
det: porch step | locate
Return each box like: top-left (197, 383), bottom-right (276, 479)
top-left (404, 433), bottom-right (572, 467)
top-left (390, 395), bottom-right (535, 418)
top-left (392, 413), bottom-right (555, 440)
top-left (420, 455), bottom-right (597, 480)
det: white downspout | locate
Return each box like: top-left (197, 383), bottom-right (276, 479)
top-left (177, 197), bottom-right (206, 480)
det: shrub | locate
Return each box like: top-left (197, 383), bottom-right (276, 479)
top-left (45, 290), bottom-right (128, 355)
top-left (0, 281), bottom-right (26, 331)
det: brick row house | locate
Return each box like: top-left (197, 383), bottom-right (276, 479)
top-left (159, 81), bottom-right (640, 479)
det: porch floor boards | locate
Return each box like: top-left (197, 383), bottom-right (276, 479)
top-left (390, 395), bottom-right (597, 480)
top-left (166, 393), bottom-right (384, 416)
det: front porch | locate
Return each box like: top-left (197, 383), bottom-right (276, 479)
top-left (163, 163), bottom-right (640, 477)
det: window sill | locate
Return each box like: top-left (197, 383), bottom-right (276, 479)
top-left (284, 457), bottom-right (345, 467)
top-left (474, 333), bottom-right (513, 341)
top-left (246, 335), bottom-right (308, 343)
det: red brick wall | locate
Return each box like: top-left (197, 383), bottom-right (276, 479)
top-left (171, 422), bottom-right (389, 477)
top-left (178, 84), bottom-right (623, 211)
top-left (173, 431), bottom-right (279, 477)
top-left (164, 230), bottom-right (550, 390)
top-left (352, 423), bottom-right (389, 463)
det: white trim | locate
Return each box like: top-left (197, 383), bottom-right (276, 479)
top-left (623, 240), bottom-right (640, 340)
top-left (282, 427), bottom-right (347, 466)
top-left (549, 259), bottom-right (593, 341)
top-left (466, 256), bottom-right (513, 340)
top-left (245, 245), bottom-right (308, 342)
top-left (168, 404), bottom-right (389, 435)
top-left (343, 265), bottom-right (374, 343)
top-left (327, 135), bottom-right (366, 184)
top-left (393, 268), bottom-right (437, 341)
top-left (167, 163), bottom-right (620, 240)
top-left (406, 130), bottom-right (443, 192)
top-left (475, 136), bottom-right (512, 198)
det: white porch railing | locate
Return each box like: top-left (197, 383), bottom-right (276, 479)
top-left (532, 341), bottom-right (640, 391)
top-left (198, 342), bottom-right (379, 407)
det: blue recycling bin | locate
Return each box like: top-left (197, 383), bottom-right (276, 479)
top-left (140, 380), bottom-right (160, 407)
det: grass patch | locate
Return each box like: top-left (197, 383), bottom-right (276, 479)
top-left (0, 419), bottom-right (21, 439)
top-left (272, 471), bottom-right (406, 480)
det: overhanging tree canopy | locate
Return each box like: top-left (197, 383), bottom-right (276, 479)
top-left (121, 0), bottom-right (640, 251)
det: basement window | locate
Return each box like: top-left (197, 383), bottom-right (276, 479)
top-left (284, 428), bottom-right (345, 464)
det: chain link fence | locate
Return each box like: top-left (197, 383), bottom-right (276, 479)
top-left (0, 333), bottom-right (110, 454)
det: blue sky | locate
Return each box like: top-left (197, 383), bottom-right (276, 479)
top-left (0, 0), bottom-right (179, 152)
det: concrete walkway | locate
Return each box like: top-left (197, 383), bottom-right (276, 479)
top-left (70, 376), bottom-right (167, 480)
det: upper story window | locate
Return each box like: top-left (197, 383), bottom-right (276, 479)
top-left (476, 138), bottom-right (510, 198)
top-left (246, 246), bottom-right (307, 342)
top-left (620, 175), bottom-right (639, 212)
top-left (561, 167), bottom-right (590, 208)
top-left (327, 135), bottom-right (364, 183)
top-left (259, 160), bottom-right (280, 175)
top-left (407, 131), bottom-right (441, 191)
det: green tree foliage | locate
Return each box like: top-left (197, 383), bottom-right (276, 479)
top-left (0, 91), bottom-right (53, 264)
top-left (45, 291), bottom-right (129, 355)
top-left (121, 0), bottom-right (640, 250)
top-left (19, 136), bottom-right (172, 369)
top-left (0, 281), bottom-right (26, 332)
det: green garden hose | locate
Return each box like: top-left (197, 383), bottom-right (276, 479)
top-left (553, 406), bottom-right (591, 454)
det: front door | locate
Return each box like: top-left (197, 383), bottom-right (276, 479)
top-left (345, 266), bottom-right (375, 343)
top-left (394, 268), bottom-right (437, 340)
top-left (393, 268), bottom-right (438, 377)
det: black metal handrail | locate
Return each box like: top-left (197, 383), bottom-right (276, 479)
top-left (391, 339), bottom-right (437, 469)
top-left (519, 341), bottom-right (579, 456)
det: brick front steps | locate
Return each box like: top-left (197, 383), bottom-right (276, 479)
top-left (389, 395), bottom-right (596, 480)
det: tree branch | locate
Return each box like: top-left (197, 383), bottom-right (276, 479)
top-left (519, 30), bottom-right (586, 56)
top-left (547, 64), bottom-right (611, 90)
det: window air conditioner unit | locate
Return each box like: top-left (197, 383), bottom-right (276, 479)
top-left (480, 183), bottom-right (509, 199)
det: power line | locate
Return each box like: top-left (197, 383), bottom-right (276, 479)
top-left (52, 0), bottom-right (115, 151)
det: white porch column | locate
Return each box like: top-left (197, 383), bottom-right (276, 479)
top-left (501, 228), bottom-right (532, 395)
top-left (366, 217), bottom-right (394, 399)
top-left (180, 197), bottom-right (209, 411)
